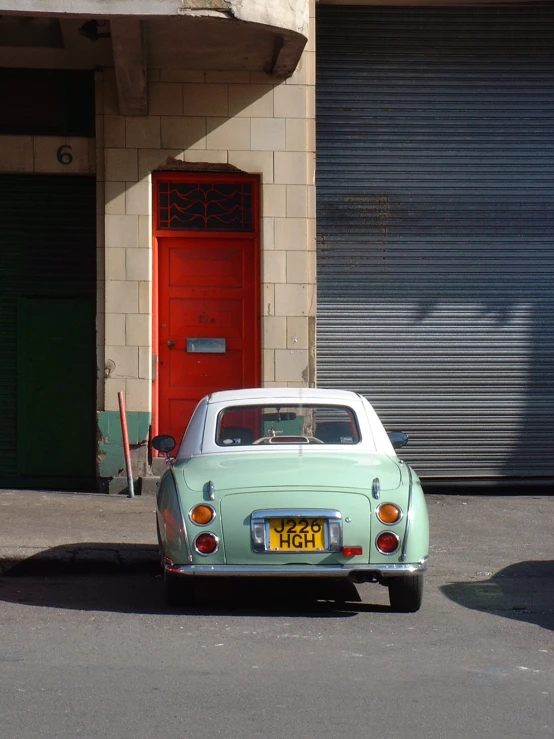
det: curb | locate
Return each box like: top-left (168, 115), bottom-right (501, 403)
top-left (0, 546), bottom-right (160, 577)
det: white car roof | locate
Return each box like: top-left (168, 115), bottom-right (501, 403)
top-left (176, 387), bottom-right (396, 459)
top-left (206, 388), bottom-right (362, 404)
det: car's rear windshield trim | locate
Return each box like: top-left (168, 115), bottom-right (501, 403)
top-left (215, 404), bottom-right (361, 447)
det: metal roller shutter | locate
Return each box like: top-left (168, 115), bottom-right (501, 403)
top-left (316, 4), bottom-right (554, 480)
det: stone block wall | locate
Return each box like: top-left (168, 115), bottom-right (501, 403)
top-left (97, 0), bottom-right (316, 483)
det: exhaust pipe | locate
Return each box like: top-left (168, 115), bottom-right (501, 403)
top-left (349, 571), bottom-right (375, 584)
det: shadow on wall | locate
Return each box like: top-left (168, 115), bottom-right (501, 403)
top-left (104, 78), bottom-right (290, 204)
top-left (441, 560), bottom-right (554, 632)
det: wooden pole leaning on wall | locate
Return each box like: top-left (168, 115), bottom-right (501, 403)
top-left (118, 391), bottom-right (135, 499)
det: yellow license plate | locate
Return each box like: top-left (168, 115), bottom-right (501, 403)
top-left (268, 518), bottom-right (325, 552)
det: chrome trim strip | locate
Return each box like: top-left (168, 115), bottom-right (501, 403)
top-left (400, 465), bottom-right (413, 562)
top-left (208, 480), bottom-right (215, 501)
top-left (164, 561), bottom-right (428, 578)
top-left (372, 477), bottom-right (380, 500)
top-left (170, 467), bottom-right (193, 563)
top-left (251, 508), bottom-right (342, 520)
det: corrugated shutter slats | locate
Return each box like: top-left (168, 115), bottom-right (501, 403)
top-left (317, 4), bottom-right (554, 479)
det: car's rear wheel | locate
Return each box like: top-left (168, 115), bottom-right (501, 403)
top-left (164, 570), bottom-right (196, 607)
top-left (387, 574), bottom-right (423, 613)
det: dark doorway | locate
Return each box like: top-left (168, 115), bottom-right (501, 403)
top-left (0, 175), bottom-right (96, 490)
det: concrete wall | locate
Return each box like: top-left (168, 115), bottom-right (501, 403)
top-left (0, 0), bottom-right (309, 38)
top-left (95, 0), bottom-right (316, 483)
top-left (0, 0), bottom-right (315, 488)
top-left (0, 136), bottom-right (95, 174)
top-left (100, 13), bottom-right (315, 397)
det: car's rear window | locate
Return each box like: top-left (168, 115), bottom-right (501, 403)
top-left (216, 405), bottom-right (360, 446)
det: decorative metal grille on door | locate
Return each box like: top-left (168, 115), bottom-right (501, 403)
top-left (158, 180), bottom-right (254, 231)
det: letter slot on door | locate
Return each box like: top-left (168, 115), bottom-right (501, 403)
top-left (187, 338), bottom-right (226, 353)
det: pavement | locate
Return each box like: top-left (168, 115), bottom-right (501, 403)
top-left (0, 489), bottom-right (158, 575)
top-left (0, 487), bottom-right (553, 584)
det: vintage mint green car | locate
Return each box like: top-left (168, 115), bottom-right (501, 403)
top-left (153, 388), bottom-right (429, 612)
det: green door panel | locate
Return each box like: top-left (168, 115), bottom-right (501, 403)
top-left (17, 297), bottom-right (95, 478)
top-left (0, 174), bottom-right (96, 490)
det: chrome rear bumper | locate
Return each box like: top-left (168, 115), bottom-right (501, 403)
top-left (165, 559), bottom-right (427, 579)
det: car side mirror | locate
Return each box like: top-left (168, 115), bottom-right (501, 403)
top-left (388, 431), bottom-right (408, 450)
top-left (152, 434), bottom-right (176, 458)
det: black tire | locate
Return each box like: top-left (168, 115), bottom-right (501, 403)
top-left (164, 570), bottom-right (196, 607)
top-left (388, 574), bottom-right (424, 613)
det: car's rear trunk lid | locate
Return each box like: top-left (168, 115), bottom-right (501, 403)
top-left (221, 490), bottom-right (371, 566)
top-left (180, 451), bottom-right (403, 493)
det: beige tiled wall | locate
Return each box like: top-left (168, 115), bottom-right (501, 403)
top-left (101, 0), bottom-right (316, 412)
top-left (0, 135), bottom-right (95, 174)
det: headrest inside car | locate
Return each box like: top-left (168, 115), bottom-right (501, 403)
top-left (315, 422), bottom-right (355, 444)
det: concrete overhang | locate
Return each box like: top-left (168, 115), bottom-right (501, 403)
top-left (0, 1), bottom-right (308, 75)
top-left (317, 0), bottom-right (552, 4)
top-left (0, 2), bottom-right (308, 116)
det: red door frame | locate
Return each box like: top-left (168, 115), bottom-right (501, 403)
top-left (152, 171), bottom-right (261, 442)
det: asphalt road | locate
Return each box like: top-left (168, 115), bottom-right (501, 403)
top-left (0, 494), bottom-right (553, 739)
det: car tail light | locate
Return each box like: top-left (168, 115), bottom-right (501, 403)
top-left (342, 546), bottom-right (363, 557)
top-left (189, 504), bottom-right (215, 525)
top-left (194, 532), bottom-right (219, 555)
top-left (376, 531), bottom-right (400, 554)
top-left (163, 508), bottom-right (185, 547)
top-left (376, 503), bottom-right (402, 525)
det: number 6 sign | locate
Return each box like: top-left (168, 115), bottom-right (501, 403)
top-left (56, 145), bottom-right (73, 165)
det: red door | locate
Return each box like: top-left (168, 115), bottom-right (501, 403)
top-left (154, 174), bottom-right (260, 443)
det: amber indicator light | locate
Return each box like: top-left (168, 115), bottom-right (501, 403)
top-left (190, 504), bottom-right (214, 525)
top-left (377, 503), bottom-right (401, 524)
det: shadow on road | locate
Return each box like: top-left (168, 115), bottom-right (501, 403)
top-left (0, 543), bottom-right (393, 618)
top-left (441, 560), bottom-right (554, 631)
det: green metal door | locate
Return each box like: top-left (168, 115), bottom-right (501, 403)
top-left (0, 175), bottom-right (96, 490)
top-left (17, 298), bottom-right (95, 480)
